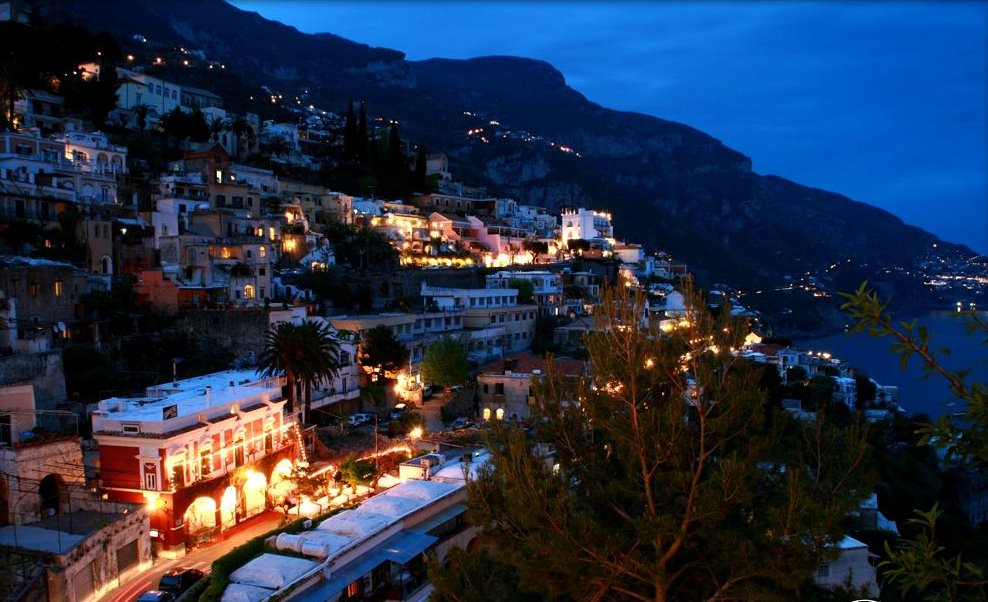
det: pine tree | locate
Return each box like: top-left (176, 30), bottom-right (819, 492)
top-left (432, 284), bottom-right (873, 602)
top-left (357, 99), bottom-right (368, 164)
top-left (344, 98), bottom-right (357, 159)
top-left (414, 144), bottom-right (428, 191)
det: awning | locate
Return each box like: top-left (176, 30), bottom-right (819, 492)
top-left (319, 530), bottom-right (438, 594)
top-left (377, 530), bottom-right (437, 565)
top-left (409, 503), bottom-right (468, 536)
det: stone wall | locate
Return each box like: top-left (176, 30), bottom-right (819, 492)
top-left (178, 307), bottom-right (271, 358)
top-left (49, 502), bottom-right (151, 602)
top-left (0, 438), bottom-right (86, 525)
top-left (0, 350), bottom-right (66, 408)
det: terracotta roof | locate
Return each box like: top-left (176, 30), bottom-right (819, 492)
top-left (481, 351), bottom-right (586, 378)
top-left (747, 343), bottom-right (783, 357)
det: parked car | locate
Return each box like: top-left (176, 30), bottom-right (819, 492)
top-left (158, 567), bottom-right (205, 595)
top-left (137, 592), bottom-right (174, 602)
top-left (390, 403), bottom-right (409, 421)
top-left (347, 413), bottom-right (375, 427)
top-left (451, 417), bottom-right (472, 430)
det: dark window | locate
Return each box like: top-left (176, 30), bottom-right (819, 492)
top-left (495, 383), bottom-right (504, 395)
top-left (0, 414), bottom-right (11, 446)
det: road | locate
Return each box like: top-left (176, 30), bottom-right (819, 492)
top-left (96, 510), bottom-right (286, 602)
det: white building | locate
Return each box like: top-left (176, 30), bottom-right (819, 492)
top-left (486, 270), bottom-right (563, 316)
top-left (560, 207), bottom-right (614, 244)
top-left (52, 131), bottom-right (127, 176)
top-left (115, 67), bottom-right (183, 117)
top-left (421, 283), bottom-right (537, 355)
top-left (814, 536), bottom-right (878, 597)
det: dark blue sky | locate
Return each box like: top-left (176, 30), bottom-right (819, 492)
top-left (233, 1), bottom-right (988, 255)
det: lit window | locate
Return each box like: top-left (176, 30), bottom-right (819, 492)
top-left (215, 169), bottom-right (223, 184)
top-left (259, 246), bottom-right (266, 258)
top-left (495, 408), bottom-right (505, 421)
top-left (244, 285), bottom-right (255, 299)
top-left (482, 408), bottom-right (491, 421)
top-left (53, 280), bottom-right (63, 297)
top-left (29, 282), bottom-right (39, 297)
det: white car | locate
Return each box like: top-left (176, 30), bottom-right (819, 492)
top-left (347, 413), bottom-right (375, 427)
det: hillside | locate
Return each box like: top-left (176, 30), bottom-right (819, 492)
top-left (37, 0), bottom-right (984, 334)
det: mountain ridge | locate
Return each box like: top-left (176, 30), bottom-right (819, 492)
top-left (37, 0), bottom-right (983, 334)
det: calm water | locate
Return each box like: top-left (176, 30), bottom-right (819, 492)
top-left (799, 311), bottom-right (987, 418)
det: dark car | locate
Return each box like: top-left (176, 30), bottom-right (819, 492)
top-left (158, 567), bottom-right (204, 595)
top-left (137, 592), bottom-right (174, 602)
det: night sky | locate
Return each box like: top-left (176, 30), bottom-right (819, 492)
top-left (232, 1), bottom-right (988, 255)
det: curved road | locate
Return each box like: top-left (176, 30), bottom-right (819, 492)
top-left (97, 510), bottom-right (285, 602)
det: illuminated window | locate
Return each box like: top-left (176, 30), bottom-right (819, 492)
top-left (495, 408), bottom-right (505, 421)
top-left (29, 282), bottom-right (39, 297)
top-left (215, 169), bottom-right (223, 184)
top-left (244, 285), bottom-right (255, 299)
top-left (482, 408), bottom-right (491, 421)
top-left (172, 462), bottom-right (186, 488)
top-left (259, 246), bottom-right (266, 258)
top-left (53, 280), bottom-right (63, 297)
top-left (200, 446), bottom-right (212, 476)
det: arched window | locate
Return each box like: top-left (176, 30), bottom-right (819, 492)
top-left (39, 474), bottom-right (64, 516)
top-left (100, 255), bottom-right (112, 275)
top-left (244, 285), bottom-right (255, 300)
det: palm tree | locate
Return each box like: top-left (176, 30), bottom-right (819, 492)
top-left (133, 104), bottom-right (150, 134)
top-left (258, 321), bottom-right (341, 424)
top-left (232, 117), bottom-right (256, 160)
top-left (296, 321), bottom-right (341, 424)
top-left (209, 116), bottom-right (228, 142)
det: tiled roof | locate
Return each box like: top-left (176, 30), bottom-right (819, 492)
top-left (481, 351), bottom-right (586, 378)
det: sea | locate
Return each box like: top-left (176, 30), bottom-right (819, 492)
top-left (798, 310), bottom-right (987, 418)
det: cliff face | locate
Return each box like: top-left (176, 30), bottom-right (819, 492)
top-left (43, 0), bottom-right (978, 330)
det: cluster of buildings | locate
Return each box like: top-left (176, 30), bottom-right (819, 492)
top-left (0, 31), bottom-right (942, 602)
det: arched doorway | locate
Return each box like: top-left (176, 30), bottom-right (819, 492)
top-left (268, 459), bottom-right (293, 508)
top-left (39, 474), bottom-right (64, 517)
top-left (243, 471), bottom-right (267, 518)
top-left (184, 496), bottom-right (218, 548)
top-left (220, 486), bottom-right (237, 529)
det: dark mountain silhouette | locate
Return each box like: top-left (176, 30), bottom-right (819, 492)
top-left (40, 0), bottom-right (982, 334)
